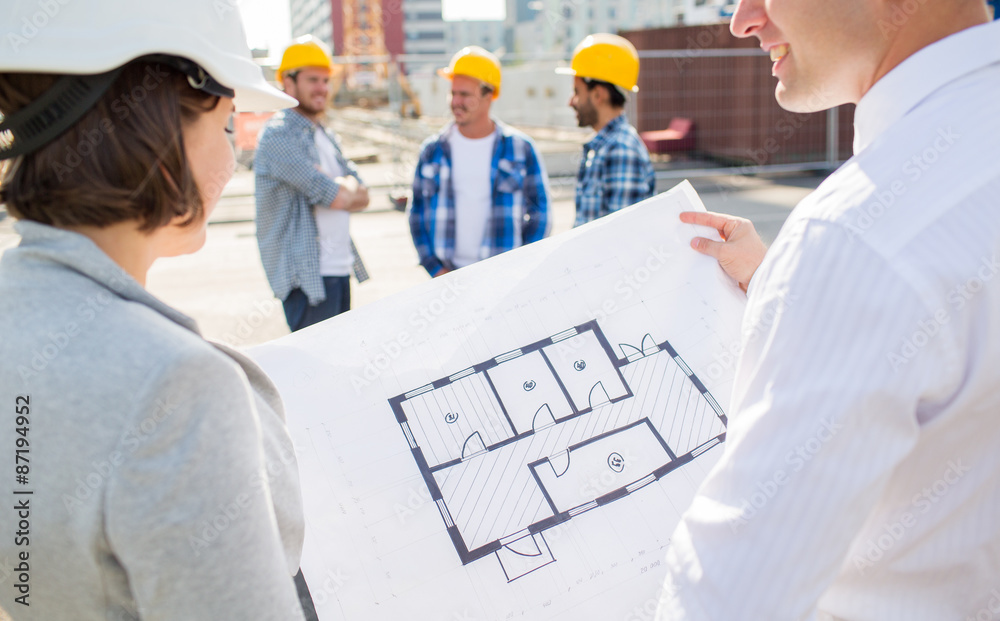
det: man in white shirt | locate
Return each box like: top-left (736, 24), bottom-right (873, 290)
top-left (657, 1), bottom-right (1000, 619)
top-left (255, 37), bottom-right (370, 331)
top-left (409, 47), bottom-right (550, 277)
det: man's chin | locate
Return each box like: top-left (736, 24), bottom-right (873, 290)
top-left (297, 101), bottom-right (327, 116)
top-left (774, 82), bottom-right (837, 114)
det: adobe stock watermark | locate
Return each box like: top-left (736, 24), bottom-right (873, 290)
top-left (539, 448), bottom-right (648, 548)
top-left (50, 63), bottom-right (175, 182)
top-left (6, 0), bottom-right (75, 54)
top-left (966, 589), bottom-right (1000, 621)
top-left (393, 414), bottom-right (516, 525)
top-left (541, 0), bottom-right (586, 28)
top-left (846, 126), bottom-right (959, 239)
top-left (210, 0), bottom-right (247, 20)
top-left (17, 271), bottom-right (130, 383)
top-left (298, 568), bottom-right (351, 614)
top-left (745, 85), bottom-right (836, 168)
top-left (851, 459), bottom-right (970, 574)
top-left (382, 151), bottom-right (420, 192)
top-left (877, 0), bottom-right (932, 38)
top-left (704, 290), bottom-right (800, 381)
top-left (589, 245), bottom-right (671, 323)
top-left (349, 278), bottom-right (466, 394)
top-left (393, 483), bottom-right (432, 524)
top-left (729, 416), bottom-right (843, 533)
top-left (633, 582), bottom-right (682, 621)
top-left (703, 89), bottom-right (839, 204)
top-left (577, 448), bottom-right (641, 500)
top-left (61, 396), bottom-right (181, 515)
top-left (887, 254), bottom-right (998, 370)
top-left (218, 298), bottom-right (283, 348)
top-left (674, 23), bottom-right (732, 71)
top-left (0, 554), bottom-right (18, 588)
top-left (188, 440), bottom-right (302, 555)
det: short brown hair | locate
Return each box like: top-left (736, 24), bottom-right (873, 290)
top-left (0, 60), bottom-right (219, 232)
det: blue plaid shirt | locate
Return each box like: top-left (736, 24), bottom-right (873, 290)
top-left (574, 114), bottom-right (655, 226)
top-left (409, 120), bottom-right (550, 276)
top-left (254, 109), bottom-right (361, 305)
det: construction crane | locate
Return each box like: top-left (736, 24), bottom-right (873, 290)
top-left (333, 0), bottom-right (421, 117)
top-left (341, 0), bottom-right (388, 91)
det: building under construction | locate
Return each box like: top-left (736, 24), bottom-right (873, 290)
top-left (289, 0), bottom-right (418, 112)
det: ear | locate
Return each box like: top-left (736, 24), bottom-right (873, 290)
top-left (590, 84), bottom-right (609, 107)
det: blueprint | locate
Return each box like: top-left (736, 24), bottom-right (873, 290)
top-left (250, 181), bottom-right (747, 620)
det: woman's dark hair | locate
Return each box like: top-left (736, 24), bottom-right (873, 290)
top-left (0, 59), bottom-right (220, 232)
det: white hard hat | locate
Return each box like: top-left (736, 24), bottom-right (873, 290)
top-left (0, 0), bottom-right (294, 112)
top-left (0, 0), bottom-right (296, 160)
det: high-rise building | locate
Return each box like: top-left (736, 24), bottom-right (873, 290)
top-left (289, 0), bottom-right (405, 58)
top-left (503, 0), bottom-right (727, 58)
top-left (444, 19), bottom-right (506, 57)
top-left (403, 0), bottom-right (448, 69)
top-left (289, 0), bottom-right (335, 50)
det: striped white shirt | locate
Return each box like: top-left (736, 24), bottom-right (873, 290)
top-left (659, 20), bottom-right (1000, 621)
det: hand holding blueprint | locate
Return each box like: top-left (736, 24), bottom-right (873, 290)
top-left (251, 181), bottom-right (747, 620)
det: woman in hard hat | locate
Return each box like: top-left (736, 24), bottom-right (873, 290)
top-left (0, 2), bottom-right (313, 620)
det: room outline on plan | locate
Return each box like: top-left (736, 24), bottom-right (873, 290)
top-left (388, 320), bottom-right (727, 583)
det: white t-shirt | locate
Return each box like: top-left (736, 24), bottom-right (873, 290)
top-left (449, 128), bottom-right (496, 268)
top-left (313, 127), bottom-right (352, 277)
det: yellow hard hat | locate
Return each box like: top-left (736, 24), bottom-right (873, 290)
top-left (556, 33), bottom-right (640, 93)
top-left (277, 36), bottom-right (333, 81)
top-left (437, 46), bottom-right (502, 99)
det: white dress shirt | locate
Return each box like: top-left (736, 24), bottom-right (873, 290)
top-left (658, 20), bottom-right (1000, 621)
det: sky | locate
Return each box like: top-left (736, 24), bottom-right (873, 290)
top-left (240, 0), bottom-right (292, 52)
top-left (240, 0), bottom-right (506, 53)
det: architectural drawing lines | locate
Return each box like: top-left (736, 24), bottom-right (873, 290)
top-left (388, 320), bottom-right (727, 580)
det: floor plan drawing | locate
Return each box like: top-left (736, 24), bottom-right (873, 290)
top-left (251, 182), bottom-right (751, 620)
top-left (388, 319), bottom-right (727, 582)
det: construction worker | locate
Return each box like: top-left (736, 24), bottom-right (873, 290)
top-left (409, 46), bottom-right (550, 277)
top-left (558, 34), bottom-right (656, 227)
top-left (0, 0), bottom-right (314, 619)
top-left (255, 36), bottom-right (370, 331)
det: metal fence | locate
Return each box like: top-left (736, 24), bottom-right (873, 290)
top-left (624, 25), bottom-right (853, 178)
top-left (246, 27), bottom-right (854, 184)
top-left (399, 41), bottom-right (851, 180)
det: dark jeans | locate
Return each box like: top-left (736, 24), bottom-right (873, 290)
top-left (282, 276), bottom-right (350, 332)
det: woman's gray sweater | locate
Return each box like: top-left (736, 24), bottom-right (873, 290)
top-left (0, 221), bottom-right (306, 620)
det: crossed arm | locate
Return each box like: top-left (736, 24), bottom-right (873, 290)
top-left (328, 174), bottom-right (369, 212)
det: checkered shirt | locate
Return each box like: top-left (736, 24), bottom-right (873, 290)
top-left (408, 120), bottom-right (550, 276)
top-left (574, 114), bottom-right (656, 227)
top-left (254, 109), bottom-right (362, 305)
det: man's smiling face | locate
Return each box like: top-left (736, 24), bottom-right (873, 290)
top-left (730, 0), bottom-right (889, 112)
